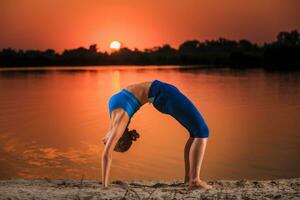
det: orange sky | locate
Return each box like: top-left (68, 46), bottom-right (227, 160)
top-left (0, 0), bottom-right (299, 52)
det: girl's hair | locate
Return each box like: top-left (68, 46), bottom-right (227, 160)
top-left (114, 127), bottom-right (140, 152)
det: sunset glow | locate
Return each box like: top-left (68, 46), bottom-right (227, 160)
top-left (0, 1), bottom-right (299, 52)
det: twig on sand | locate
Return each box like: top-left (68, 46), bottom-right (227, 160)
top-left (172, 190), bottom-right (178, 199)
top-left (146, 188), bottom-right (157, 200)
top-left (122, 189), bottom-right (129, 199)
top-left (74, 176), bottom-right (85, 200)
top-left (44, 177), bottom-right (51, 183)
top-left (80, 175), bottom-right (84, 187)
top-left (127, 187), bottom-right (141, 200)
top-left (113, 180), bottom-right (141, 200)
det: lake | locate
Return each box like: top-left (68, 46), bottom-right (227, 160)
top-left (0, 66), bottom-right (299, 181)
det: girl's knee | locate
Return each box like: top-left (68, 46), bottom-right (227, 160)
top-left (191, 124), bottom-right (209, 138)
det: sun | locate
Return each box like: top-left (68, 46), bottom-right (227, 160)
top-left (110, 41), bottom-right (121, 50)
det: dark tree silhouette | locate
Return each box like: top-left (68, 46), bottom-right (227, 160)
top-left (263, 30), bottom-right (300, 69)
top-left (276, 30), bottom-right (300, 46)
top-left (0, 30), bottom-right (299, 69)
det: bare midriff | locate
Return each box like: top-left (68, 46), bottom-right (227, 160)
top-left (124, 80), bottom-right (154, 106)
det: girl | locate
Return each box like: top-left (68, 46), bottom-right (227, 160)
top-left (102, 80), bottom-right (212, 189)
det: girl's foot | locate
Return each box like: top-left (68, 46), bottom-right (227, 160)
top-left (188, 179), bottom-right (212, 190)
top-left (184, 177), bottom-right (189, 185)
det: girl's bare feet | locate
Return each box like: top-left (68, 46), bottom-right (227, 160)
top-left (184, 176), bottom-right (189, 185)
top-left (189, 179), bottom-right (212, 190)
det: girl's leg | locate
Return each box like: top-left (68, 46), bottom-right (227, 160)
top-left (184, 137), bottom-right (194, 183)
top-left (189, 138), bottom-right (212, 189)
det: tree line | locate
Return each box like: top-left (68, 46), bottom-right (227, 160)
top-left (0, 30), bottom-right (299, 69)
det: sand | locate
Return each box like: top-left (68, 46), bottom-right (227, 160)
top-left (0, 178), bottom-right (299, 200)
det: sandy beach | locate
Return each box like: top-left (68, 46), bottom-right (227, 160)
top-left (0, 178), bottom-right (299, 200)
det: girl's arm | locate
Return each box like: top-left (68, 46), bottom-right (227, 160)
top-left (101, 113), bottom-right (128, 188)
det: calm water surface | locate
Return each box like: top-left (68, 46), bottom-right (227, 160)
top-left (0, 66), bottom-right (299, 180)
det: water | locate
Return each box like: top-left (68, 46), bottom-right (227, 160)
top-left (0, 66), bottom-right (299, 181)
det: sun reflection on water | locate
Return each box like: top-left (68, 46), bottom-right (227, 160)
top-left (112, 70), bottom-right (120, 93)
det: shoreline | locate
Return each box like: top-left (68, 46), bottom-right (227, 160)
top-left (0, 178), bottom-right (299, 199)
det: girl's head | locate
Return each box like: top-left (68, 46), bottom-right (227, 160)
top-left (114, 127), bottom-right (140, 153)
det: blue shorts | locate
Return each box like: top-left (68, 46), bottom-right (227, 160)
top-left (148, 80), bottom-right (209, 138)
top-left (108, 89), bottom-right (141, 119)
